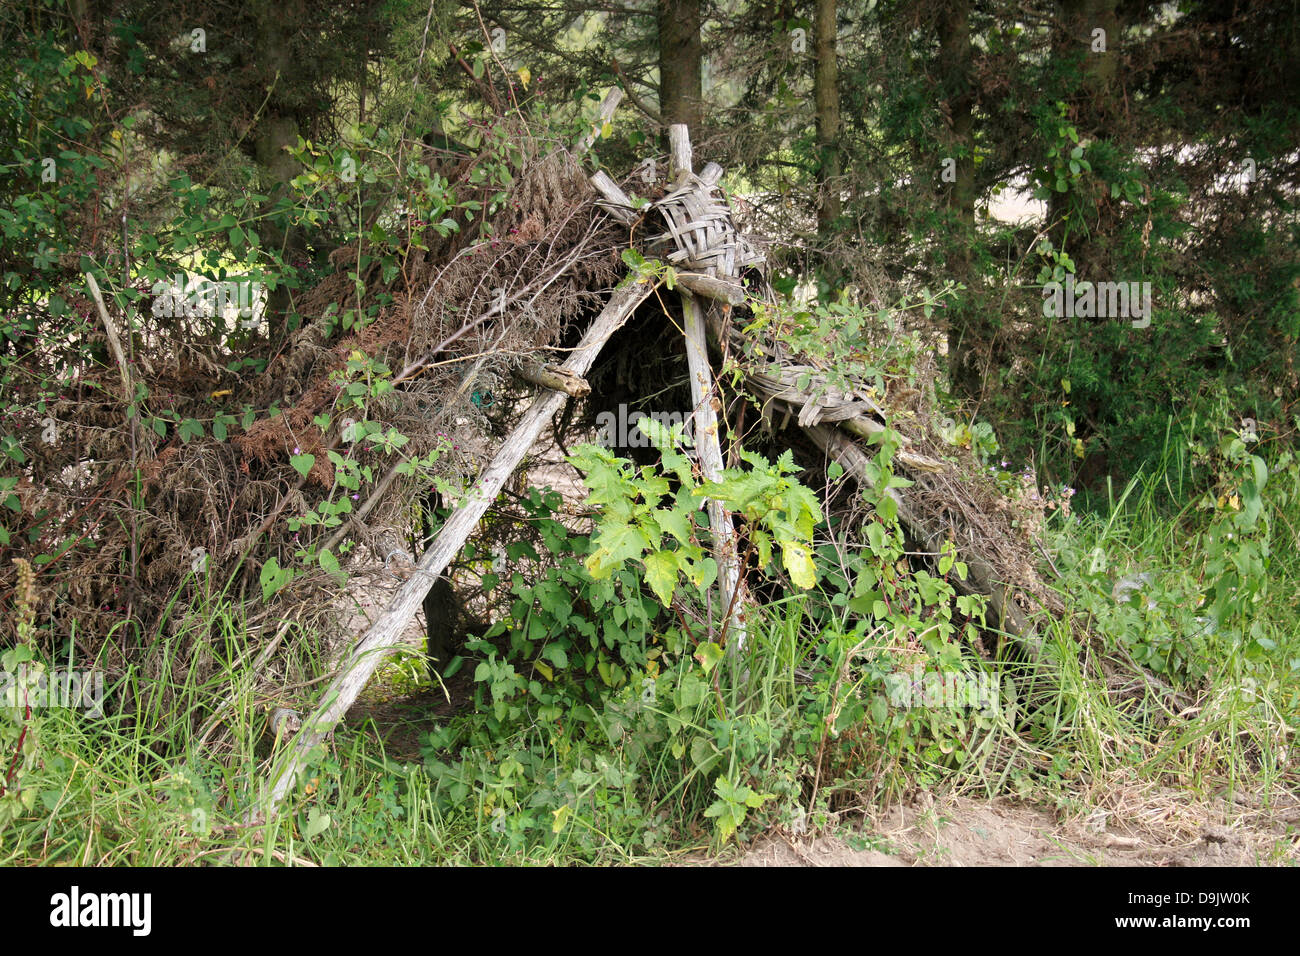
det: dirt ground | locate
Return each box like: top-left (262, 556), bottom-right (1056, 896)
top-left (733, 791), bottom-right (1300, 867)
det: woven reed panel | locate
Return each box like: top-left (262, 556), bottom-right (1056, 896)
top-left (646, 175), bottom-right (764, 279)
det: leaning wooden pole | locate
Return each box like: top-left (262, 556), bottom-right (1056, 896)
top-left (667, 125), bottom-right (748, 652)
top-left (262, 280), bottom-right (653, 815)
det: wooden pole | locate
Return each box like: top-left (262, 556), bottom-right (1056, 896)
top-left (675, 273), bottom-right (744, 305)
top-left (667, 124), bottom-right (747, 652)
top-left (590, 171), bottom-right (637, 224)
top-left (514, 359), bottom-right (590, 397)
top-left (84, 272), bottom-right (132, 401)
top-left (262, 280), bottom-right (653, 814)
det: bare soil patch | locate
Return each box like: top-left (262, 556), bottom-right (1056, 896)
top-left (732, 792), bottom-right (1300, 867)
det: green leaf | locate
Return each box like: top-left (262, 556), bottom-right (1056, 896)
top-left (654, 507), bottom-right (692, 545)
top-left (677, 673), bottom-right (707, 708)
top-left (318, 548), bottom-right (346, 584)
top-left (688, 556), bottom-right (718, 591)
top-left (290, 453), bottom-right (315, 477)
top-left (304, 808), bottom-right (331, 838)
top-left (1251, 455), bottom-right (1268, 493)
top-left (642, 549), bottom-right (679, 606)
top-left (781, 540), bottom-right (817, 588)
top-left (179, 418), bottom-right (203, 443)
top-left (690, 737), bottom-right (722, 773)
top-left (259, 557), bottom-right (291, 600)
top-left (585, 521), bottom-right (650, 577)
top-left (694, 641), bottom-right (724, 674)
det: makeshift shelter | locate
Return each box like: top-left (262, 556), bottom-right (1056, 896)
top-left (260, 115), bottom-right (1057, 811)
top-left (3, 91), bottom-right (1059, 817)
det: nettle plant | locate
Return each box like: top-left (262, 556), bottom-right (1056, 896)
top-left (1190, 423), bottom-right (1290, 670)
top-left (422, 420), bottom-right (1007, 847)
top-left (574, 417), bottom-right (823, 637)
top-left (422, 419), bottom-right (825, 848)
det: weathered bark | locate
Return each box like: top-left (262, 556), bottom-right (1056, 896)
top-left (674, 273), bottom-right (745, 305)
top-left (83, 273), bottom-right (132, 401)
top-left (658, 0), bottom-right (703, 132)
top-left (514, 359), bottom-right (590, 397)
top-left (590, 170), bottom-right (637, 223)
top-left (939, 0), bottom-right (975, 229)
top-left (1065, 0), bottom-right (1120, 103)
top-left (668, 125), bottom-right (747, 651)
top-left (684, 290), bottom-right (748, 650)
top-left (250, 0), bottom-right (311, 322)
top-left (589, 170), bottom-right (746, 306)
top-left (938, 0), bottom-right (984, 403)
top-left (1048, 0), bottom-right (1121, 260)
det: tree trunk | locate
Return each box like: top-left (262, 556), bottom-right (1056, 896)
top-left (658, 0), bottom-right (703, 132)
top-left (250, 0), bottom-right (310, 323)
top-left (938, 0), bottom-right (983, 402)
top-left (1048, 0), bottom-right (1120, 263)
top-left (813, 0), bottom-right (842, 240)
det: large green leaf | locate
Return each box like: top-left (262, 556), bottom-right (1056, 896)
top-left (781, 540), bottom-right (817, 589)
top-left (642, 549), bottom-right (679, 606)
